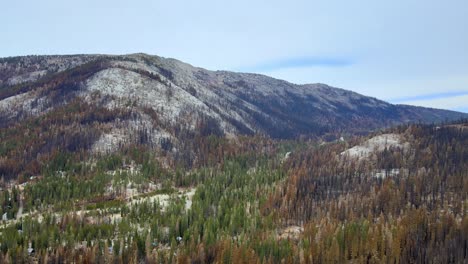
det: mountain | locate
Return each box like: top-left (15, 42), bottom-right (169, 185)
top-left (0, 54), bottom-right (466, 164)
top-left (1, 54), bottom-right (466, 135)
top-left (0, 53), bottom-right (466, 263)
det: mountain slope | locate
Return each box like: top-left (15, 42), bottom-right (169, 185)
top-left (0, 53), bottom-right (466, 146)
top-left (1, 54), bottom-right (466, 263)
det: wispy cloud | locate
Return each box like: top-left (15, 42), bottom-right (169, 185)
top-left (391, 91), bottom-right (468, 103)
top-left (453, 107), bottom-right (468, 113)
top-left (392, 92), bottom-right (468, 113)
top-left (240, 56), bottom-right (354, 72)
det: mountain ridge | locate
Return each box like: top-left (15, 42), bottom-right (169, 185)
top-left (1, 53), bottom-right (466, 144)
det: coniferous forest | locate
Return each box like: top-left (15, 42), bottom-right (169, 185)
top-left (0, 54), bottom-right (466, 263)
top-left (2, 0), bottom-right (468, 260)
top-left (0, 117), bottom-right (466, 263)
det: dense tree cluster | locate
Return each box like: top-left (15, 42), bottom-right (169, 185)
top-left (0, 113), bottom-right (466, 263)
top-left (0, 139), bottom-right (287, 263)
top-left (265, 123), bottom-right (467, 263)
top-left (0, 98), bottom-right (131, 180)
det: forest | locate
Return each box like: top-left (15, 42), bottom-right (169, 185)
top-left (0, 113), bottom-right (467, 262)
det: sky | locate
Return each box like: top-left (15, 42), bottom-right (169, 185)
top-left (1, 0), bottom-right (467, 112)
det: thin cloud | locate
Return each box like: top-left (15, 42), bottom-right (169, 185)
top-left (394, 94), bottom-right (468, 113)
top-left (240, 56), bottom-right (354, 72)
top-left (453, 107), bottom-right (468, 113)
top-left (391, 91), bottom-right (468, 103)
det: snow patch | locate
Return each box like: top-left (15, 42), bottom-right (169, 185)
top-left (91, 112), bottom-right (174, 154)
top-left (341, 134), bottom-right (408, 159)
top-left (92, 129), bottom-right (128, 154)
top-left (129, 188), bottom-right (197, 211)
top-left (84, 68), bottom-right (227, 127)
top-left (6, 70), bottom-right (48, 85)
top-left (373, 168), bottom-right (400, 179)
top-left (0, 92), bottom-right (48, 119)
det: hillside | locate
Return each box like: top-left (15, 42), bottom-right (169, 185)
top-left (267, 123), bottom-right (467, 263)
top-left (0, 54), bottom-right (466, 178)
top-left (0, 53), bottom-right (466, 262)
top-left (0, 121), bottom-right (466, 263)
top-left (1, 54), bottom-right (466, 140)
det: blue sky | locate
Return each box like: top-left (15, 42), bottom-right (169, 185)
top-left (1, 0), bottom-right (467, 112)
